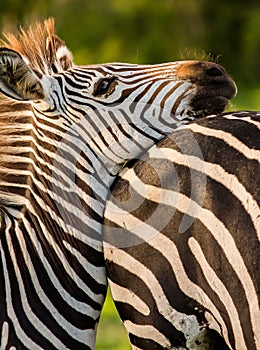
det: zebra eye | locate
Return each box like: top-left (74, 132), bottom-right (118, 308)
top-left (94, 76), bottom-right (116, 97)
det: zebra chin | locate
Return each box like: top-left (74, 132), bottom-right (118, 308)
top-left (191, 95), bottom-right (233, 118)
top-left (190, 74), bottom-right (237, 117)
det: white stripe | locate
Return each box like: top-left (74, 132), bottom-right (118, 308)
top-left (0, 217), bottom-right (61, 350)
top-left (3, 189), bottom-right (104, 252)
top-left (104, 208), bottom-right (230, 346)
top-left (223, 113), bottom-right (260, 129)
top-left (13, 221), bottom-right (95, 345)
top-left (21, 212), bottom-right (104, 302)
top-left (0, 322), bottom-right (9, 350)
top-left (127, 172), bottom-right (259, 341)
top-left (108, 170), bottom-right (259, 347)
top-left (188, 237), bottom-right (247, 349)
top-left (123, 321), bottom-right (171, 348)
top-left (187, 122), bottom-right (260, 161)
top-left (17, 217), bottom-right (102, 313)
top-left (108, 279), bottom-right (150, 316)
top-left (147, 147), bottom-right (260, 238)
top-left (63, 240), bottom-right (106, 285)
top-left (1, 176), bottom-right (104, 247)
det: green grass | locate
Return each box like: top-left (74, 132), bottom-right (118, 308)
top-left (96, 86), bottom-right (260, 349)
top-left (96, 290), bottom-right (131, 350)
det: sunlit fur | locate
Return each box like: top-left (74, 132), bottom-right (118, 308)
top-left (1, 18), bottom-right (73, 74)
top-left (0, 19), bottom-right (236, 349)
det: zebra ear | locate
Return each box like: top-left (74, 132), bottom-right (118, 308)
top-left (0, 48), bottom-right (45, 101)
top-left (46, 35), bottom-right (73, 72)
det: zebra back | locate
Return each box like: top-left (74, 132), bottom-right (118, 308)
top-left (104, 112), bottom-right (260, 350)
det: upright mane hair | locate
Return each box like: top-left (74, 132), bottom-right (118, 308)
top-left (0, 17), bottom-right (73, 75)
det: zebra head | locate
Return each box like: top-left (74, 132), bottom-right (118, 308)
top-left (0, 19), bottom-right (236, 171)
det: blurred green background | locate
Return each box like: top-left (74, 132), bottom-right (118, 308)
top-left (1, 1), bottom-right (260, 349)
top-left (0, 0), bottom-right (260, 109)
top-left (1, 0), bottom-right (260, 111)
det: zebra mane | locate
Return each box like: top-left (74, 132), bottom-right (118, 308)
top-left (0, 19), bottom-right (75, 208)
top-left (0, 18), bottom-right (73, 75)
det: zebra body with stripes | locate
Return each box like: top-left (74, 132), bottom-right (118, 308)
top-left (104, 112), bottom-right (260, 349)
top-left (0, 19), bottom-right (236, 349)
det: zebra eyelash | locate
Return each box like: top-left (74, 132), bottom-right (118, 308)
top-left (93, 76), bottom-right (117, 97)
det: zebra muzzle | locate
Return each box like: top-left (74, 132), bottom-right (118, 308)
top-left (177, 61), bottom-right (237, 117)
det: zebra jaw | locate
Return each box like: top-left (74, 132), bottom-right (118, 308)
top-left (191, 95), bottom-right (233, 118)
top-left (190, 88), bottom-right (237, 117)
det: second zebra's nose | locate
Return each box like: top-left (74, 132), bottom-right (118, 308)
top-left (205, 66), bottom-right (223, 77)
top-left (176, 60), bottom-right (237, 100)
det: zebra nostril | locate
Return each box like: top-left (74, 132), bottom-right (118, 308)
top-left (206, 66), bottom-right (223, 77)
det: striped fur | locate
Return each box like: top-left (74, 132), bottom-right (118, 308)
top-left (104, 112), bottom-right (260, 350)
top-left (0, 19), bottom-right (236, 349)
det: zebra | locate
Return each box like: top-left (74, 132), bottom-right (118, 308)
top-left (104, 111), bottom-right (260, 349)
top-left (0, 18), bottom-right (236, 349)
